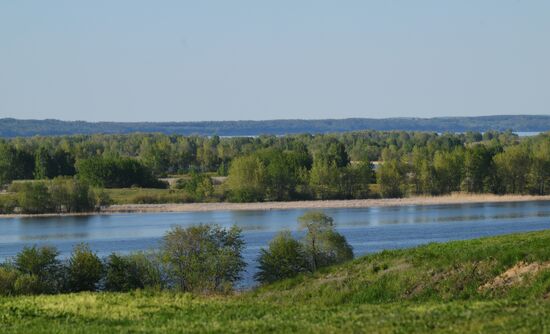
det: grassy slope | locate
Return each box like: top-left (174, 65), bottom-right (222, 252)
top-left (2, 231), bottom-right (550, 333)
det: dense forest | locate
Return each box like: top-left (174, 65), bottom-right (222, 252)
top-left (1, 129), bottom-right (550, 213)
top-left (1, 115), bottom-right (550, 137)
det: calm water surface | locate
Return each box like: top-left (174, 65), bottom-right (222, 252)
top-left (2, 201), bottom-right (550, 287)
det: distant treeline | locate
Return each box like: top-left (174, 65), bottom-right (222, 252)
top-left (0, 130), bottom-right (514, 186)
top-left (1, 115), bottom-right (550, 137)
top-left (2, 129), bottom-right (550, 212)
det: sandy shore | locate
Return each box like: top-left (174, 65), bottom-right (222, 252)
top-left (2, 194), bottom-right (550, 219)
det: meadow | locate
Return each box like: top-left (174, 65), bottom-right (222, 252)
top-left (2, 230), bottom-right (550, 333)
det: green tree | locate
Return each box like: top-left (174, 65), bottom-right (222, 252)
top-left (14, 246), bottom-right (62, 294)
top-left (298, 212), bottom-right (353, 271)
top-left (17, 182), bottom-right (54, 214)
top-left (528, 140), bottom-right (550, 195)
top-left (309, 159), bottom-right (341, 199)
top-left (104, 252), bottom-right (163, 292)
top-left (175, 172), bottom-right (214, 201)
top-left (197, 136), bottom-right (220, 172)
top-left (461, 145), bottom-right (495, 193)
top-left (139, 137), bottom-right (172, 176)
top-left (76, 156), bottom-right (165, 188)
top-left (0, 266), bottom-right (19, 296)
top-left (67, 243), bottom-right (103, 292)
top-left (226, 155), bottom-right (266, 202)
top-left (493, 145), bottom-right (530, 194)
top-left (377, 159), bottom-right (407, 198)
top-left (255, 231), bottom-right (309, 284)
top-left (161, 225), bottom-right (245, 293)
top-left (343, 159), bottom-right (374, 198)
top-left (317, 140), bottom-right (350, 168)
top-left (34, 148), bottom-right (75, 180)
top-left (433, 148), bottom-right (464, 194)
top-left (409, 147), bottom-right (434, 195)
top-left (0, 142), bottom-right (34, 185)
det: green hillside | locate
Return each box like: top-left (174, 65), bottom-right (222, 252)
top-left (2, 230), bottom-right (550, 333)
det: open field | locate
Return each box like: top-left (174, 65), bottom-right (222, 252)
top-left (2, 230), bottom-right (550, 333)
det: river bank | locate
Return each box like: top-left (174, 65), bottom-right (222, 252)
top-left (2, 194), bottom-right (550, 219)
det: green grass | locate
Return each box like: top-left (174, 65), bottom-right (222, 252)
top-left (104, 186), bottom-right (225, 204)
top-left (104, 188), bottom-right (194, 204)
top-left (3, 230), bottom-right (550, 333)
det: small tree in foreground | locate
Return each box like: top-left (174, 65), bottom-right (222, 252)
top-left (104, 252), bottom-right (163, 292)
top-left (14, 245), bottom-right (62, 294)
top-left (162, 225), bottom-right (245, 293)
top-left (67, 243), bottom-right (103, 292)
top-left (256, 212), bottom-right (354, 284)
top-left (0, 266), bottom-right (19, 296)
top-left (299, 211), bottom-right (353, 271)
top-left (255, 231), bottom-right (309, 284)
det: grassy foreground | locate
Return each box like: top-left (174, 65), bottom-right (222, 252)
top-left (2, 231), bottom-right (550, 333)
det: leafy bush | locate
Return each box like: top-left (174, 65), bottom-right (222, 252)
top-left (255, 231), bottom-right (309, 284)
top-left (0, 193), bottom-right (17, 214)
top-left (14, 246), bottom-right (63, 294)
top-left (105, 252), bottom-right (164, 292)
top-left (93, 189), bottom-right (112, 207)
top-left (174, 172), bottom-right (214, 201)
top-left (0, 266), bottom-right (19, 296)
top-left (10, 179), bottom-right (104, 214)
top-left (49, 178), bottom-right (96, 213)
top-left (161, 225), bottom-right (245, 293)
top-left (299, 212), bottom-right (354, 271)
top-left (256, 212), bottom-right (354, 284)
top-left (13, 274), bottom-right (43, 295)
top-left (17, 182), bottom-right (54, 214)
top-left (67, 243), bottom-right (103, 292)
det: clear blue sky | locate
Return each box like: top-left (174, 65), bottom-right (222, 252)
top-left (1, 1), bottom-right (549, 122)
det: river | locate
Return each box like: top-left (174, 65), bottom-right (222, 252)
top-left (2, 200), bottom-right (550, 287)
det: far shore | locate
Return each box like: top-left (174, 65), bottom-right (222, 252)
top-left (2, 194), bottom-right (550, 219)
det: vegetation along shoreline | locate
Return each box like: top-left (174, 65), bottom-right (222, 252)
top-left (2, 193), bottom-right (550, 218)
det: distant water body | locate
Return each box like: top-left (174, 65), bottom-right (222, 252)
top-left (515, 131), bottom-right (541, 137)
top-left (2, 201), bottom-right (550, 287)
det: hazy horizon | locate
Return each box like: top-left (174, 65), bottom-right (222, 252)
top-left (1, 1), bottom-right (549, 122)
top-left (4, 114), bottom-right (550, 124)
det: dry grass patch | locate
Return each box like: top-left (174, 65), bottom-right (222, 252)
top-left (479, 261), bottom-right (550, 292)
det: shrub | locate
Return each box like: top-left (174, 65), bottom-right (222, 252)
top-left (299, 212), bottom-right (354, 271)
top-left (161, 225), bottom-right (245, 293)
top-left (0, 194), bottom-right (17, 214)
top-left (255, 231), bottom-right (309, 284)
top-left (226, 155), bottom-right (265, 202)
top-left (174, 172), bottom-right (214, 201)
top-left (67, 243), bottom-right (103, 292)
top-left (11, 179), bottom-right (101, 214)
top-left (255, 213), bottom-right (354, 285)
top-left (0, 266), bottom-right (19, 296)
top-left (313, 229), bottom-right (354, 268)
top-left (14, 245), bottom-right (62, 294)
top-left (105, 252), bottom-right (163, 292)
top-left (93, 189), bottom-right (112, 207)
top-left (17, 182), bottom-right (54, 214)
top-left (49, 178), bottom-right (96, 213)
top-left (13, 274), bottom-right (43, 295)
